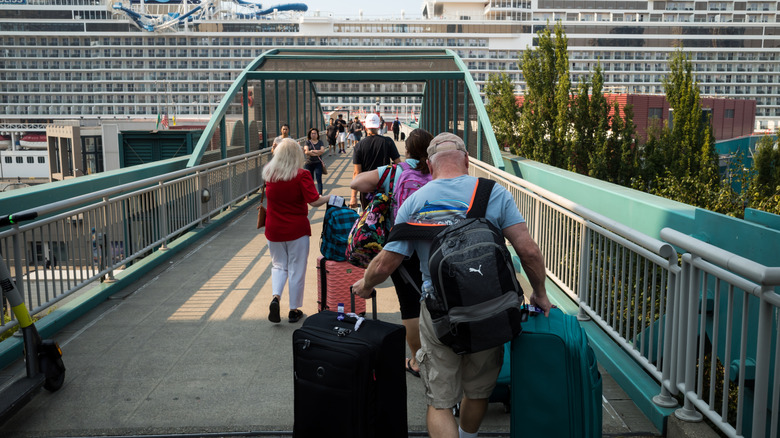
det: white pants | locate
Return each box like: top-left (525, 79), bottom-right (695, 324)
top-left (268, 235), bottom-right (309, 310)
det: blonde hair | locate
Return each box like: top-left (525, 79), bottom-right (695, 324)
top-left (263, 138), bottom-right (304, 182)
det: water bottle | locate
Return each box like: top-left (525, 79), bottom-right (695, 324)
top-left (337, 302), bottom-right (345, 321)
top-left (421, 280), bottom-right (434, 301)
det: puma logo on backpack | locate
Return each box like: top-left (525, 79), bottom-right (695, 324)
top-left (387, 178), bottom-right (526, 355)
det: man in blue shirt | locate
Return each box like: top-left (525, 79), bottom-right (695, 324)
top-left (353, 132), bottom-right (551, 438)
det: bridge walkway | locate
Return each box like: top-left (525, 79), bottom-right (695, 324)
top-left (0, 138), bottom-right (659, 437)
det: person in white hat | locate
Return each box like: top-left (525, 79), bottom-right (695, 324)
top-left (349, 113), bottom-right (401, 208)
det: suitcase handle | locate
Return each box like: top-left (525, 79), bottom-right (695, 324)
top-left (350, 286), bottom-right (377, 320)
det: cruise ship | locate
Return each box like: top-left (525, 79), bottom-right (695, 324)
top-left (1, 0), bottom-right (779, 177)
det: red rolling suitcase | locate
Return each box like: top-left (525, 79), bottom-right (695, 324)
top-left (316, 256), bottom-right (367, 315)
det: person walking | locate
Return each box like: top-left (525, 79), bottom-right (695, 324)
top-left (352, 132), bottom-right (552, 438)
top-left (326, 118), bottom-right (337, 156)
top-left (336, 114), bottom-right (348, 154)
top-left (392, 117), bottom-right (401, 141)
top-left (379, 114), bottom-right (386, 135)
top-left (351, 116), bottom-right (364, 145)
top-left (349, 113), bottom-right (401, 209)
top-left (271, 123), bottom-right (291, 154)
top-left (303, 127), bottom-right (326, 195)
top-left (262, 138), bottom-right (331, 324)
top-left (350, 128), bottom-right (434, 378)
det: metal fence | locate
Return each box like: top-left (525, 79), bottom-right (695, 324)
top-left (2, 150), bottom-right (779, 437)
top-left (469, 159), bottom-right (780, 438)
top-left (1, 150), bottom-right (269, 330)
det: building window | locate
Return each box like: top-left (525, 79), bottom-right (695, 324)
top-left (648, 107), bottom-right (663, 119)
top-left (725, 108), bottom-right (735, 118)
top-left (81, 136), bottom-right (104, 175)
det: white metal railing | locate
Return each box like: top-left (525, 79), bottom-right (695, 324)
top-left (2, 151), bottom-right (779, 437)
top-left (0, 150), bottom-right (269, 331)
top-left (470, 158), bottom-right (780, 438)
top-left (662, 228), bottom-right (780, 438)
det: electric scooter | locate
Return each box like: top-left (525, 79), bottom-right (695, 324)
top-left (0, 212), bottom-right (65, 425)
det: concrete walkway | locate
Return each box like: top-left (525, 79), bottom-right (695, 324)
top-left (0, 138), bottom-right (660, 437)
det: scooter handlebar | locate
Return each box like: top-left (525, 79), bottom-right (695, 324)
top-left (0, 211), bottom-right (38, 227)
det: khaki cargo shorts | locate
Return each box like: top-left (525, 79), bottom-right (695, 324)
top-left (416, 307), bottom-right (504, 409)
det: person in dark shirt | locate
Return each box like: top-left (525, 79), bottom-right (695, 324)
top-left (325, 118), bottom-right (337, 156)
top-left (349, 113), bottom-right (401, 208)
top-left (392, 117), bottom-right (401, 141)
top-left (336, 114), bottom-right (348, 154)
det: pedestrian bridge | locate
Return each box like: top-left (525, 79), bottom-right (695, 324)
top-left (1, 49), bottom-right (779, 438)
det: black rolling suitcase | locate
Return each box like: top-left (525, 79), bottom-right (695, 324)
top-left (292, 296), bottom-right (407, 438)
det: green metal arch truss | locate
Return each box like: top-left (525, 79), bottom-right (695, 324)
top-left (186, 48), bottom-right (504, 170)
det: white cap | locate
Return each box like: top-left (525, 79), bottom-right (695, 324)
top-left (365, 113), bottom-right (381, 129)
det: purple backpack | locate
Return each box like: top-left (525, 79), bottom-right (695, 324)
top-left (391, 161), bottom-right (432, 221)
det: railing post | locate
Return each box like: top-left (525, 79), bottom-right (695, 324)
top-left (675, 253), bottom-right (704, 422)
top-left (750, 286), bottom-right (774, 438)
top-left (158, 181), bottom-right (169, 251)
top-left (244, 156), bottom-right (250, 201)
top-left (102, 196), bottom-right (117, 283)
top-left (577, 225), bottom-right (591, 321)
top-left (197, 170), bottom-right (210, 227)
top-left (11, 227), bottom-right (26, 311)
top-left (653, 253), bottom-right (679, 407)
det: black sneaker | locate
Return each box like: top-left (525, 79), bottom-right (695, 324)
top-left (288, 309), bottom-right (303, 323)
top-left (268, 297), bottom-right (281, 323)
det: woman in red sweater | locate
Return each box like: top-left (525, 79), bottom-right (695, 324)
top-left (262, 139), bottom-right (330, 323)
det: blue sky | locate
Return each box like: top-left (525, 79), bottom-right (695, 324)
top-left (292, 0), bottom-right (425, 18)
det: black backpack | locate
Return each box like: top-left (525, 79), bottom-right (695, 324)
top-left (387, 178), bottom-right (526, 355)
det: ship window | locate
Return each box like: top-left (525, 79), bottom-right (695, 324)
top-left (27, 157), bottom-right (34, 164)
top-left (38, 157), bottom-right (45, 164)
top-left (16, 157), bottom-right (23, 164)
top-left (4, 157), bottom-right (10, 164)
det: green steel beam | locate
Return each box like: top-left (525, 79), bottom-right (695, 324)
top-left (285, 79), bottom-right (290, 133)
top-left (445, 49), bottom-right (504, 170)
top-left (263, 54), bottom-right (453, 61)
top-left (261, 78), bottom-right (267, 149)
top-left (315, 91), bottom-right (423, 97)
top-left (295, 80), bottom-right (300, 138)
top-left (245, 71), bottom-right (464, 81)
top-left (463, 80), bottom-right (469, 149)
top-left (220, 117), bottom-right (227, 159)
top-left (242, 84), bottom-right (249, 153)
top-left (275, 79), bottom-right (280, 137)
top-left (187, 48), bottom-right (278, 166)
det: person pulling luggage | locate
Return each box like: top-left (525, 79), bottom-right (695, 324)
top-left (352, 132), bottom-right (552, 438)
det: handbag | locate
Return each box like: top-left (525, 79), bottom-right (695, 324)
top-left (319, 157), bottom-right (328, 175)
top-left (256, 186), bottom-right (267, 229)
top-left (345, 165), bottom-right (397, 268)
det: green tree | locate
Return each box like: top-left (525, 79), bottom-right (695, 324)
top-left (485, 71), bottom-right (521, 151)
top-left (570, 78), bottom-right (593, 174)
top-left (585, 63), bottom-right (613, 181)
top-left (748, 135), bottom-right (780, 215)
top-left (615, 103), bottom-right (639, 187)
top-left (517, 21), bottom-right (571, 167)
top-left (650, 48), bottom-right (720, 207)
top-left (660, 48), bottom-right (718, 184)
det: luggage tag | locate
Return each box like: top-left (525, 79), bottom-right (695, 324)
top-left (522, 303), bottom-right (556, 316)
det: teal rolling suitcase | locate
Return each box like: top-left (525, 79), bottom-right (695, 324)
top-left (510, 307), bottom-right (602, 437)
